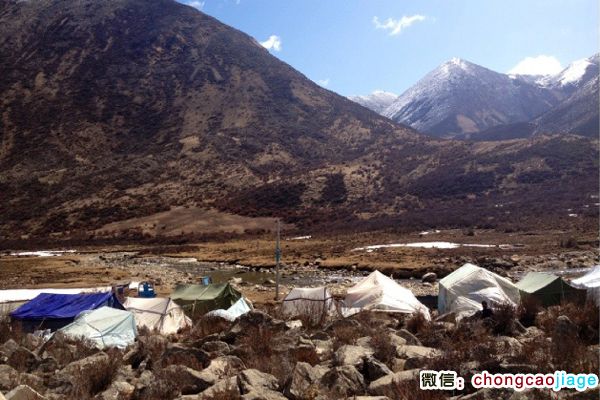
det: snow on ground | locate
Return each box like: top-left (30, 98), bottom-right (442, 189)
top-left (9, 250), bottom-right (77, 257)
top-left (287, 235), bottom-right (312, 240)
top-left (352, 242), bottom-right (503, 252)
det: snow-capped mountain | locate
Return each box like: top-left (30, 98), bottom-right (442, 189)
top-left (348, 91), bottom-right (398, 114)
top-left (381, 58), bottom-right (559, 138)
top-left (539, 54), bottom-right (599, 92)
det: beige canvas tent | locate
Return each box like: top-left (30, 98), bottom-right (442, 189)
top-left (282, 287), bottom-right (337, 322)
top-left (343, 271), bottom-right (431, 319)
top-left (123, 297), bottom-right (191, 335)
top-left (438, 263), bottom-right (520, 318)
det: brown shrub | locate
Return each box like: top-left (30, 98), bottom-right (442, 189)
top-left (187, 315), bottom-right (232, 341)
top-left (405, 311), bottom-right (429, 335)
top-left (536, 301), bottom-right (599, 344)
top-left (518, 296), bottom-right (541, 327)
top-left (70, 348), bottom-right (123, 399)
top-left (291, 346), bottom-right (320, 366)
top-left (0, 318), bottom-right (24, 344)
top-left (388, 379), bottom-right (447, 399)
top-left (491, 302), bottom-right (517, 335)
top-left (371, 332), bottom-right (396, 367)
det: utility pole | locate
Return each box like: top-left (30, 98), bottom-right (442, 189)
top-left (275, 219), bottom-right (281, 301)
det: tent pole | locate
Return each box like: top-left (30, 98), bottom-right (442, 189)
top-left (275, 219), bottom-right (281, 301)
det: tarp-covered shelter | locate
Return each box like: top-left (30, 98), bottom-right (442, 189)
top-left (343, 271), bottom-right (431, 319)
top-left (123, 297), bottom-right (192, 335)
top-left (282, 287), bottom-right (336, 322)
top-left (10, 292), bottom-right (124, 331)
top-left (171, 283), bottom-right (241, 318)
top-left (571, 266), bottom-right (600, 305)
top-left (0, 287), bottom-right (112, 316)
top-left (58, 306), bottom-right (137, 349)
top-left (438, 263), bottom-right (520, 319)
top-left (516, 272), bottom-right (586, 306)
top-left (205, 297), bottom-right (253, 322)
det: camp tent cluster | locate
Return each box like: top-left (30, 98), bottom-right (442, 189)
top-left (2, 263), bottom-right (596, 350)
top-left (4, 282), bottom-right (251, 350)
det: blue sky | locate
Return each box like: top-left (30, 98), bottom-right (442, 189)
top-left (180, 0), bottom-right (598, 97)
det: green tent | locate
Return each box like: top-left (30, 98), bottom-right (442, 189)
top-left (171, 283), bottom-right (242, 319)
top-left (516, 272), bottom-right (586, 306)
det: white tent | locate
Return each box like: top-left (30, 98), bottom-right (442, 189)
top-left (204, 297), bottom-right (253, 322)
top-left (438, 263), bottom-right (520, 319)
top-left (343, 271), bottom-right (431, 319)
top-left (123, 297), bottom-right (192, 335)
top-left (281, 287), bottom-right (336, 321)
top-left (570, 266), bottom-right (600, 304)
top-left (58, 306), bottom-right (137, 349)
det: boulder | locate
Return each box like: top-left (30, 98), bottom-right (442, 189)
top-left (238, 369), bottom-right (279, 393)
top-left (367, 369), bottom-right (419, 396)
top-left (334, 345), bottom-right (373, 368)
top-left (553, 315), bottom-right (578, 340)
top-left (197, 376), bottom-right (239, 400)
top-left (363, 357), bottom-right (392, 382)
top-left (200, 341), bottom-right (230, 356)
top-left (96, 381), bottom-right (135, 400)
top-left (195, 356), bottom-right (246, 388)
top-left (421, 272), bottom-right (437, 283)
top-left (320, 365), bottom-right (365, 397)
top-left (162, 365), bottom-right (209, 395)
top-left (2, 340), bottom-right (19, 358)
top-left (162, 343), bottom-right (210, 370)
top-left (0, 365), bottom-right (19, 392)
top-left (4, 385), bottom-right (45, 400)
top-left (16, 374), bottom-right (43, 394)
top-left (396, 329), bottom-right (421, 346)
top-left (285, 362), bottom-right (327, 400)
top-left (395, 345), bottom-right (440, 359)
top-left (241, 390), bottom-right (287, 400)
top-left (8, 347), bottom-right (39, 372)
top-left (21, 335), bottom-right (42, 352)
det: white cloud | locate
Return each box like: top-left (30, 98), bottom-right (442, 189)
top-left (373, 15), bottom-right (427, 36)
top-left (508, 55), bottom-right (563, 76)
top-left (317, 78), bottom-right (330, 87)
top-left (187, 1), bottom-right (205, 10)
top-left (260, 35), bottom-right (282, 52)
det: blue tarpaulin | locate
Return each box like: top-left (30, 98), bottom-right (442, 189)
top-left (11, 292), bottom-right (123, 320)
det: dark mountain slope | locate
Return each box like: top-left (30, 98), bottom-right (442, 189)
top-left (0, 0), bottom-right (597, 239)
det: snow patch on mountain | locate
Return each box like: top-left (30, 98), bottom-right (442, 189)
top-left (348, 90), bottom-right (398, 114)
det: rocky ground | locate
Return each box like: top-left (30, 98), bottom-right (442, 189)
top-left (0, 299), bottom-right (598, 400)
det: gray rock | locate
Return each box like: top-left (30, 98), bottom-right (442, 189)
top-left (4, 385), bottom-right (46, 400)
top-left (2, 340), bottom-right (19, 358)
top-left (200, 341), bottom-right (230, 355)
top-left (16, 374), bottom-right (43, 394)
top-left (367, 369), bottom-right (419, 396)
top-left (285, 362), bottom-right (327, 399)
top-left (97, 381), bottom-right (135, 400)
top-left (396, 329), bottom-right (422, 346)
top-left (198, 376), bottom-right (239, 400)
top-left (363, 357), bottom-right (392, 382)
top-left (239, 369), bottom-right (279, 394)
top-left (334, 345), bottom-right (373, 368)
top-left (241, 390), bottom-right (287, 400)
top-left (162, 343), bottom-right (210, 370)
top-left (395, 345), bottom-right (440, 359)
top-left (8, 347), bottom-right (39, 372)
top-left (422, 272), bottom-right (437, 283)
top-left (0, 365), bottom-right (19, 392)
top-left (320, 365), bottom-right (365, 397)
